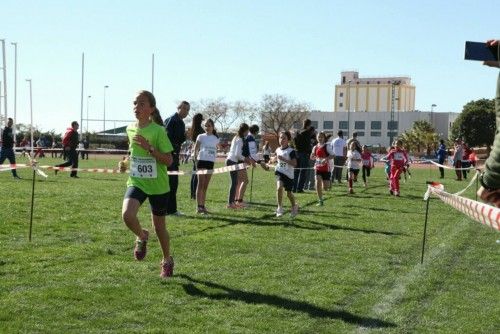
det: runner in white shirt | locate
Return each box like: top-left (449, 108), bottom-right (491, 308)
top-left (346, 141), bottom-right (362, 194)
top-left (194, 118), bottom-right (220, 214)
top-left (274, 131), bottom-right (299, 218)
top-left (330, 130), bottom-right (347, 184)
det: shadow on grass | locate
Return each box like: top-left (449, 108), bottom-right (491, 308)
top-left (189, 212), bottom-right (402, 236)
top-left (176, 274), bottom-right (396, 328)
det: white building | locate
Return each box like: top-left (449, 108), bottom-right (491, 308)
top-left (334, 71), bottom-right (416, 112)
top-left (305, 110), bottom-right (458, 147)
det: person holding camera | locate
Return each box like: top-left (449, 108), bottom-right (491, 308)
top-left (478, 39), bottom-right (500, 207)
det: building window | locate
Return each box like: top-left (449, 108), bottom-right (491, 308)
top-left (367, 81), bottom-right (370, 84)
top-left (357, 131), bottom-right (365, 137)
top-left (354, 121), bottom-right (365, 130)
top-left (339, 102), bottom-right (343, 108)
top-left (342, 76), bottom-right (346, 84)
top-left (371, 121), bottom-right (381, 130)
top-left (388, 121), bottom-right (398, 130)
top-left (311, 121), bottom-right (318, 129)
top-left (387, 131), bottom-right (398, 138)
top-left (371, 131), bottom-right (381, 137)
top-left (323, 121), bottom-right (333, 130)
top-left (339, 92), bottom-right (344, 97)
top-left (339, 121), bottom-right (348, 129)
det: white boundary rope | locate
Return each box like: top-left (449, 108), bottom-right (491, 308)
top-left (424, 182), bottom-right (500, 232)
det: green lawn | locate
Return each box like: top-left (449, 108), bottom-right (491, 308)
top-left (0, 156), bottom-right (499, 333)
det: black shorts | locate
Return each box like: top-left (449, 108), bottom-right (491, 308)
top-left (315, 171), bottom-right (331, 181)
top-left (263, 155), bottom-right (270, 163)
top-left (196, 160), bottom-right (215, 170)
top-left (275, 172), bottom-right (294, 191)
top-left (124, 186), bottom-right (169, 216)
top-left (349, 168), bottom-right (360, 176)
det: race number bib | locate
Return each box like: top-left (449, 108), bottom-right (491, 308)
top-left (278, 161), bottom-right (287, 168)
top-left (394, 152), bottom-right (405, 161)
top-left (130, 156), bottom-right (157, 178)
top-left (315, 158), bottom-right (326, 166)
top-left (200, 147), bottom-right (216, 161)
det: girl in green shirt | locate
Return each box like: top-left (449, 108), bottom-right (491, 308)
top-left (122, 90), bottom-right (175, 278)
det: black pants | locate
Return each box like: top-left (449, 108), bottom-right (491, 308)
top-left (166, 155), bottom-right (180, 214)
top-left (362, 166), bottom-right (371, 183)
top-left (292, 152), bottom-right (309, 192)
top-left (81, 150), bottom-right (89, 160)
top-left (438, 158), bottom-right (445, 178)
top-left (462, 161), bottom-right (470, 179)
top-left (0, 148), bottom-right (19, 177)
top-left (332, 156), bottom-right (345, 183)
top-left (56, 148), bottom-right (79, 177)
top-left (226, 159), bottom-right (239, 204)
top-left (190, 160), bottom-right (197, 199)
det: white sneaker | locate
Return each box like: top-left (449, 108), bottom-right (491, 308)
top-left (290, 205), bottom-right (299, 218)
top-left (275, 207), bottom-right (284, 217)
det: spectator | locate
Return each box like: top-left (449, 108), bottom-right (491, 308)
top-left (164, 101), bottom-right (190, 216)
top-left (55, 121), bottom-right (80, 178)
top-left (436, 139), bottom-right (447, 178)
top-left (453, 138), bottom-right (463, 181)
top-left (81, 137), bottom-right (90, 160)
top-left (189, 113), bottom-right (205, 200)
top-left (0, 118), bottom-right (21, 179)
top-left (292, 119), bottom-right (313, 193)
top-left (478, 39), bottom-right (500, 207)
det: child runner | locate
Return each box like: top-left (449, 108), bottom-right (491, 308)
top-left (361, 145), bottom-right (374, 188)
top-left (275, 131), bottom-right (299, 217)
top-left (262, 141), bottom-right (271, 163)
top-left (310, 132), bottom-right (334, 206)
top-left (193, 118), bottom-right (220, 214)
top-left (121, 90), bottom-right (175, 278)
top-left (346, 141), bottom-right (362, 194)
top-left (226, 123), bottom-right (251, 209)
top-left (385, 139), bottom-right (408, 197)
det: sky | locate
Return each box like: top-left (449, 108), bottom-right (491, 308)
top-left (1, 0), bottom-right (499, 134)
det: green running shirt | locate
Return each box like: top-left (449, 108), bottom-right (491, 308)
top-left (126, 122), bottom-right (173, 195)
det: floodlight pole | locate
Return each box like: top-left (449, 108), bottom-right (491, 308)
top-left (26, 78), bottom-right (35, 242)
top-left (11, 42), bottom-right (17, 144)
top-left (151, 53), bottom-right (155, 93)
top-left (1, 39), bottom-right (7, 126)
top-left (80, 53), bottom-right (85, 139)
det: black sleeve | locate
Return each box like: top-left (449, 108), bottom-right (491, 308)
top-left (289, 150), bottom-right (297, 160)
top-left (242, 138), bottom-right (250, 158)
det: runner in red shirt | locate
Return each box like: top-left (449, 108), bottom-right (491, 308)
top-left (360, 145), bottom-right (374, 188)
top-left (310, 132), bottom-right (334, 206)
top-left (385, 139), bottom-right (408, 196)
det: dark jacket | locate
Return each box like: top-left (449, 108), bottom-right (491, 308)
top-left (62, 128), bottom-right (79, 150)
top-left (484, 73), bottom-right (500, 189)
top-left (164, 113), bottom-right (186, 155)
top-left (1, 126), bottom-right (14, 149)
top-left (294, 129), bottom-right (312, 154)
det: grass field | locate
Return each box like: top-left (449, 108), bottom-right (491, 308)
top-left (0, 156), bottom-right (499, 333)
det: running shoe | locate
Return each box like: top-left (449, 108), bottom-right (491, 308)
top-left (160, 256), bottom-right (174, 278)
top-left (348, 188), bottom-right (354, 194)
top-left (197, 207), bottom-right (206, 215)
top-left (276, 207), bottom-right (284, 217)
top-left (290, 205), bottom-right (299, 218)
top-left (226, 203), bottom-right (239, 209)
top-left (236, 201), bottom-right (249, 208)
top-left (316, 200), bottom-right (324, 207)
top-left (134, 230), bottom-right (149, 261)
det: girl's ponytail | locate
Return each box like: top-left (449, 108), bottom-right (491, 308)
top-left (151, 108), bottom-right (163, 126)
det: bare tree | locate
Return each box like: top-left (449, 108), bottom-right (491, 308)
top-left (192, 98), bottom-right (238, 133)
top-left (259, 94), bottom-right (310, 139)
top-left (232, 100), bottom-right (256, 125)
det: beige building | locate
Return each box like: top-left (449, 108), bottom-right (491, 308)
top-left (334, 71), bottom-right (416, 112)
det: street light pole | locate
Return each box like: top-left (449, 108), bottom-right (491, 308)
top-left (80, 53), bottom-right (85, 139)
top-left (11, 42), bottom-right (17, 144)
top-left (26, 79), bottom-right (33, 156)
top-left (151, 53), bottom-right (155, 93)
top-left (430, 104), bottom-right (437, 127)
top-left (103, 85), bottom-right (109, 135)
top-left (347, 80), bottom-right (351, 138)
top-left (86, 95), bottom-right (91, 133)
top-left (1, 39), bottom-right (7, 126)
